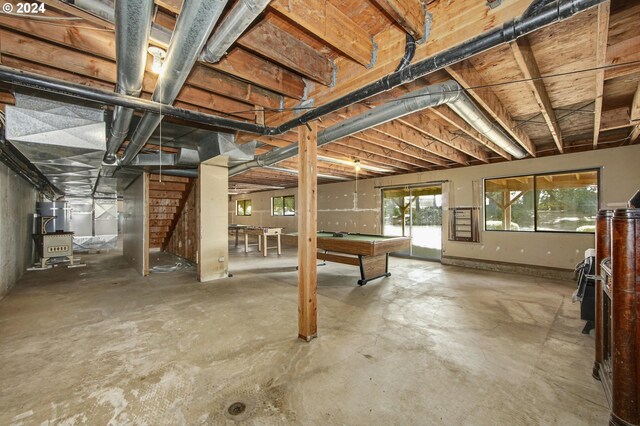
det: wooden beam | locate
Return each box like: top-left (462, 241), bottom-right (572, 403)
top-left (371, 0), bottom-right (426, 40)
top-left (593, 1), bottom-right (610, 148)
top-left (210, 48), bottom-right (306, 100)
top-left (298, 121), bottom-right (318, 342)
top-left (604, 1), bottom-right (640, 80)
top-left (511, 36), bottom-right (564, 153)
top-left (331, 137), bottom-right (425, 170)
top-left (369, 120), bottom-right (468, 165)
top-left (238, 19), bottom-right (334, 86)
top-left (39, 0), bottom-right (114, 29)
top-left (353, 130), bottom-right (449, 167)
top-left (270, 0), bottom-right (374, 66)
top-left (269, 0), bottom-right (532, 127)
top-left (400, 111), bottom-right (489, 162)
top-left (319, 143), bottom-right (411, 173)
top-left (155, 0), bottom-right (182, 14)
top-left (599, 106), bottom-right (631, 132)
top-left (446, 61), bottom-right (537, 157)
top-left (321, 114), bottom-right (448, 167)
top-left (0, 14), bottom-right (284, 110)
top-left (0, 32), bottom-right (254, 120)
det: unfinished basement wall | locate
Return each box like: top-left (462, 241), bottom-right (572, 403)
top-left (165, 180), bottom-right (198, 263)
top-left (230, 145), bottom-right (640, 271)
top-left (229, 188), bottom-right (299, 232)
top-left (0, 162), bottom-right (36, 298)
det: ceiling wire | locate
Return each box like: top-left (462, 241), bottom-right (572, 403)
top-left (225, 59), bottom-right (640, 118)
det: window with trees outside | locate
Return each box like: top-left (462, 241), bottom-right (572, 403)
top-left (236, 199), bottom-right (252, 216)
top-left (484, 169), bottom-right (599, 233)
top-left (272, 195), bottom-right (295, 216)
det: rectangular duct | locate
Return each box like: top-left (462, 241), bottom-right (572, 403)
top-left (5, 94), bottom-right (106, 197)
top-left (67, 197), bottom-right (118, 252)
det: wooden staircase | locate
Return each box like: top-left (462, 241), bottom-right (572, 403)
top-left (148, 174), bottom-right (195, 250)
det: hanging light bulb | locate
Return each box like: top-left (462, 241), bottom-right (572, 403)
top-left (354, 160), bottom-right (361, 172)
top-left (148, 46), bottom-right (167, 74)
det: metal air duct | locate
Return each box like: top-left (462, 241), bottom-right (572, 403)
top-left (447, 89), bottom-right (528, 158)
top-left (119, 0), bottom-right (227, 165)
top-left (5, 94), bottom-right (106, 197)
top-left (104, 0), bottom-right (154, 164)
top-left (199, 0), bottom-right (271, 63)
top-left (228, 81), bottom-right (462, 176)
top-left (228, 80), bottom-right (527, 176)
top-left (0, 0), bottom-right (602, 141)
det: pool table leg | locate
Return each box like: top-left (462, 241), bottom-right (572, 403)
top-left (357, 253), bottom-right (392, 286)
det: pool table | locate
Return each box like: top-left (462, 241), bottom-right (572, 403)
top-left (288, 232), bottom-right (411, 285)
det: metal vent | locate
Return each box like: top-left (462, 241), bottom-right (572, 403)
top-left (5, 94), bottom-right (106, 197)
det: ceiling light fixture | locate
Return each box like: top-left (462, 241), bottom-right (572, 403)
top-left (354, 160), bottom-right (361, 172)
top-left (148, 46), bottom-right (167, 74)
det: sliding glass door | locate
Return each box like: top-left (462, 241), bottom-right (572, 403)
top-left (382, 185), bottom-right (443, 260)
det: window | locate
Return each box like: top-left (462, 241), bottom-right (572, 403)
top-left (485, 176), bottom-right (535, 231)
top-left (484, 169), bottom-right (598, 233)
top-left (236, 199), bottom-right (252, 216)
top-left (272, 195), bottom-right (295, 216)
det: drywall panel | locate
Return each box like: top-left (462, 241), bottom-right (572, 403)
top-left (0, 162), bottom-right (36, 298)
top-left (123, 173), bottom-right (149, 276)
top-left (230, 145), bottom-right (640, 270)
top-left (199, 159), bottom-right (228, 282)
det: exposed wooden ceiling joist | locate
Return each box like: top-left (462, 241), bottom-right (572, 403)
top-left (593, 1), bottom-right (610, 147)
top-left (324, 140), bottom-right (416, 173)
top-left (604, 1), bottom-right (640, 81)
top-left (237, 17), bottom-right (334, 86)
top-left (0, 31), bottom-right (255, 121)
top-left (334, 136), bottom-right (432, 170)
top-left (0, 13), bottom-right (283, 110)
top-left (511, 36), bottom-right (564, 153)
top-left (269, 0), bottom-right (533, 127)
top-left (270, 0), bottom-right (374, 67)
top-left (350, 130), bottom-right (449, 167)
top-left (398, 110), bottom-right (490, 163)
top-left (370, 0), bottom-right (426, 41)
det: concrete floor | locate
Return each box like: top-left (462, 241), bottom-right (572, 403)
top-left (0, 245), bottom-right (608, 425)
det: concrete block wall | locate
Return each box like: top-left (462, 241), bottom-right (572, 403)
top-left (0, 162), bottom-right (36, 298)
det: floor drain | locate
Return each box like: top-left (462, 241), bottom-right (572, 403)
top-left (227, 402), bottom-right (246, 416)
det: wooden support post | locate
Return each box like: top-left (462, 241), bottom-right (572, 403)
top-left (298, 121), bottom-right (318, 342)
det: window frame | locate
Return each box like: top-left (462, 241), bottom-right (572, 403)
top-left (272, 195), bottom-right (296, 216)
top-left (483, 167), bottom-right (600, 234)
top-left (236, 199), bottom-right (252, 217)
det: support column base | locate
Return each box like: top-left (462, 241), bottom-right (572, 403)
top-left (298, 333), bottom-right (317, 342)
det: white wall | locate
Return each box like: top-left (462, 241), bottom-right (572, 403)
top-left (0, 163), bottom-right (36, 298)
top-left (230, 145), bottom-right (640, 270)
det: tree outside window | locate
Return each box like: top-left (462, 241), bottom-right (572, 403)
top-left (272, 195), bottom-right (295, 216)
top-left (484, 169), bottom-right (598, 233)
top-left (237, 199), bottom-right (252, 216)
